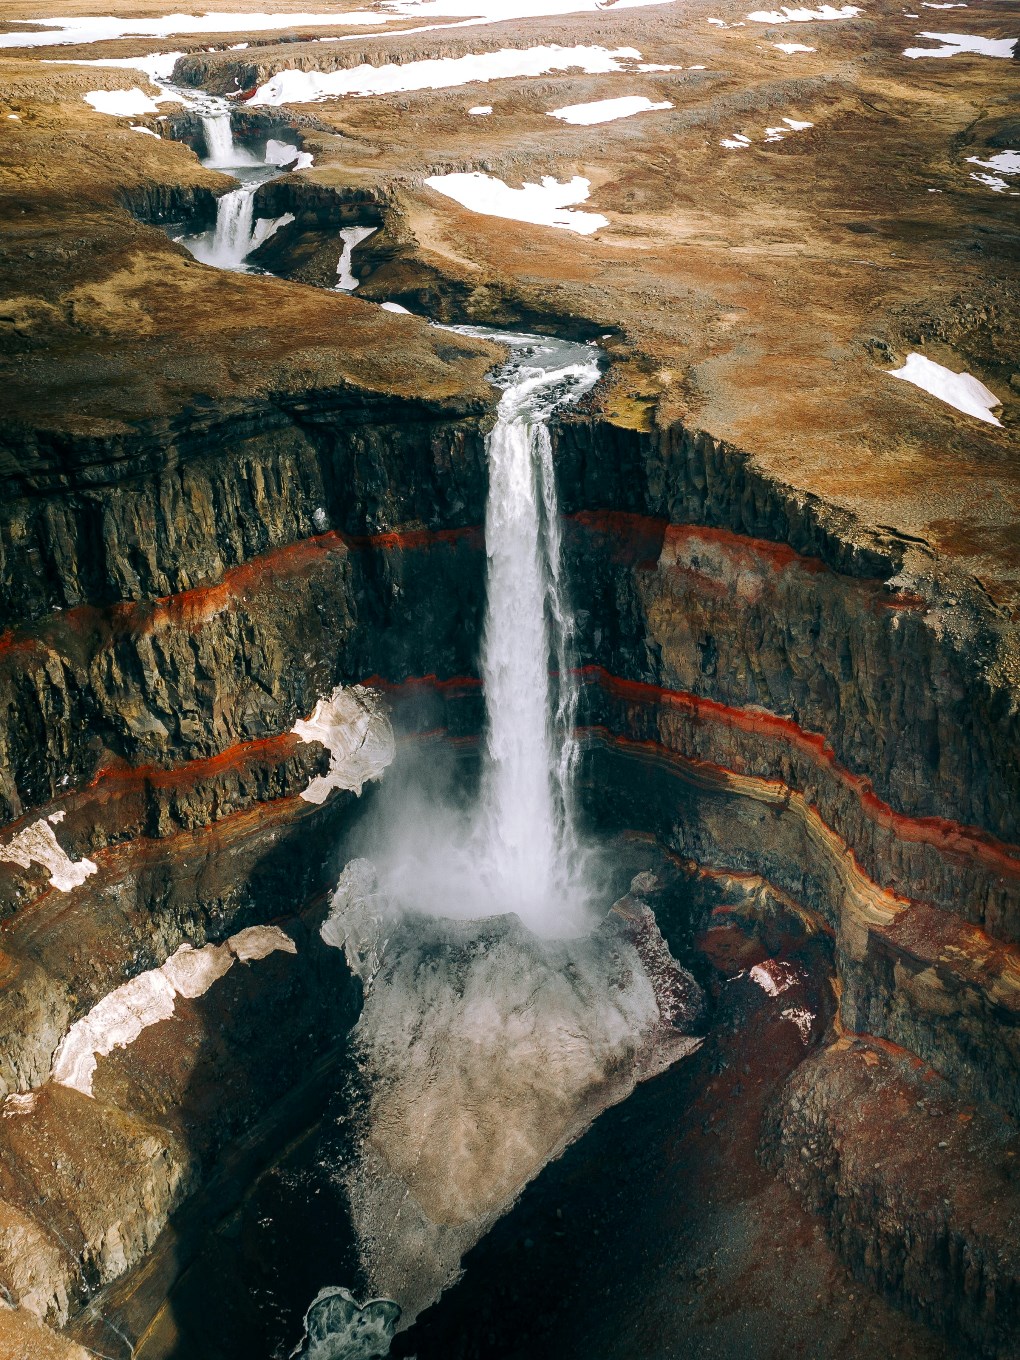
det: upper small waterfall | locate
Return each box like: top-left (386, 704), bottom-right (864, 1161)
top-left (200, 112), bottom-right (236, 167)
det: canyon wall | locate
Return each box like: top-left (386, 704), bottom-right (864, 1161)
top-left (0, 393), bottom-right (1017, 1354)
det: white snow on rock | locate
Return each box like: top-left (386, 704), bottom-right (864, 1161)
top-left (84, 87), bottom-right (162, 116)
top-left (903, 31), bottom-right (1016, 57)
top-left (749, 959), bottom-right (803, 995)
top-left (292, 684), bottom-right (395, 802)
top-left (774, 40), bottom-right (816, 49)
top-left (970, 172), bottom-right (1010, 192)
top-left (0, 12), bottom-right (391, 49)
top-left (0, 817), bottom-right (97, 892)
top-left (130, 123), bottom-right (160, 137)
top-left (335, 225), bottom-right (377, 289)
top-left (887, 352), bottom-right (1002, 425)
top-left (50, 926), bottom-right (297, 1096)
top-left (249, 44), bottom-right (642, 104)
top-left (547, 94), bottom-right (673, 125)
top-left (426, 170), bottom-right (607, 233)
top-left (721, 115), bottom-right (812, 148)
top-left (747, 4), bottom-right (860, 20)
top-left (49, 51), bottom-right (185, 82)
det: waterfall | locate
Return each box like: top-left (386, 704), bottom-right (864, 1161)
top-left (205, 185), bottom-right (257, 268)
top-left (476, 352), bottom-right (597, 924)
top-left (367, 332), bottom-right (601, 938)
top-left (200, 112), bottom-right (235, 167)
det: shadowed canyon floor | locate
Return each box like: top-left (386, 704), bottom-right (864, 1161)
top-left (0, 0), bottom-right (1018, 1356)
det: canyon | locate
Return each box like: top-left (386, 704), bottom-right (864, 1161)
top-left (0, 0), bottom-right (1018, 1356)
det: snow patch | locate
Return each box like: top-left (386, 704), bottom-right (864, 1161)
top-left (967, 149), bottom-right (1020, 176)
top-left (85, 87), bottom-right (161, 117)
top-left (747, 4), bottom-right (861, 20)
top-left (903, 31), bottom-right (1016, 57)
top-left (292, 684), bottom-right (395, 802)
top-left (721, 115), bottom-right (812, 148)
top-left (468, 103), bottom-right (492, 114)
top-left (130, 123), bottom-right (160, 137)
top-left (381, 300), bottom-right (412, 312)
top-left (887, 352), bottom-right (1002, 425)
top-left (774, 40), bottom-right (816, 49)
top-left (547, 94), bottom-right (673, 125)
top-left (0, 819), bottom-right (97, 892)
top-left (50, 926), bottom-right (297, 1096)
top-left (0, 12), bottom-right (390, 49)
top-left (249, 44), bottom-right (643, 104)
top-left (426, 170), bottom-right (607, 234)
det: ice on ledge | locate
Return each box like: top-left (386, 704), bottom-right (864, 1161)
top-left (547, 94), bottom-right (673, 125)
top-left (335, 225), bottom-right (377, 289)
top-left (0, 816), bottom-right (97, 893)
top-left (50, 926), bottom-right (297, 1096)
top-left (292, 684), bottom-right (395, 802)
top-left (426, 170), bottom-right (608, 234)
top-left (903, 31), bottom-right (1016, 57)
top-left (887, 352), bottom-right (1002, 425)
top-left (249, 44), bottom-right (642, 103)
top-left (747, 4), bottom-right (861, 19)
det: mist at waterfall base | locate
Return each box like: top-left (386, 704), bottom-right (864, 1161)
top-left (353, 334), bottom-right (604, 940)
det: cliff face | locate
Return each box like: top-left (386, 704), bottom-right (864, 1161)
top-left (0, 394), bottom-right (1017, 1357)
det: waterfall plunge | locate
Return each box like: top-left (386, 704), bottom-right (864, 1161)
top-left (366, 334), bottom-right (601, 937)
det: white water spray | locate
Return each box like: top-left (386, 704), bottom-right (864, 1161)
top-left (200, 112), bottom-right (235, 166)
top-left (367, 332), bottom-right (601, 937)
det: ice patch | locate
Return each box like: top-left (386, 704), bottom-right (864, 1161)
top-left (903, 31), bottom-right (1016, 57)
top-left (468, 103), bottom-right (492, 113)
top-left (0, 818), bottom-right (97, 892)
top-left (292, 684), bottom-right (395, 802)
top-left (249, 44), bottom-right (643, 104)
top-left (547, 94), bottom-right (673, 125)
top-left (747, 3), bottom-right (860, 19)
top-left (290, 1287), bottom-right (400, 1360)
top-left (887, 352), bottom-right (1002, 425)
top-left (50, 926), bottom-right (297, 1096)
top-left (265, 137), bottom-right (310, 167)
top-left (774, 40), bottom-right (816, 49)
top-left (335, 225), bottom-right (377, 289)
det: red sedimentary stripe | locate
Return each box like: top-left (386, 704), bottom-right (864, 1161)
top-left (576, 668), bottom-right (1020, 881)
top-left (1, 524), bottom-right (485, 652)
